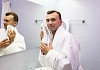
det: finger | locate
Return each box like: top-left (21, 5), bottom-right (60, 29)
top-left (44, 43), bottom-right (47, 46)
top-left (10, 30), bottom-right (13, 35)
top-left (2, 40), bottom-right (10, 46)
top-left (2, 39), bottom-right (9, 42)
top-left (40, 46), bottom-right (44, 50)
top-left (40, 45), bottom-right (44, 49)
top-left (41, 42), bottom-right (47, 46)
top-left (40, 31), bottom-right (44, 37)
top-left (8, 30), bottom-right (14, 35)
top-left (40, 46), bottom-right (42, 50)
top-left (5, 40), bottom-right (10, 43)
top-left (41, 42), bottom-right (44, 46)
top-left (7, 30), bottom-right (10, 35)
top-left (12, 30), bottom-right (16, 35)
top-left (40, 44), bottom-right (43, 48)
top-left (40, 31), bottom-right (43, 36)
top-left (3, 42), bottom-right (10, 46)
top-left (41, 31), bottom-right (44, 35)
top-left (7, 30), bottom-right (11, 36)
top-left (2, 40), bottom-right (10, 44)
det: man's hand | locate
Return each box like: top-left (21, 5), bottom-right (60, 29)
top-left (7, 30), bottom-right (16, 43)
top-left (40, 42), bottom-right (53, 55)
top-left (40, 31), bottom-right (44, 41)
top-left (0, 39), bottom-right (11, 49)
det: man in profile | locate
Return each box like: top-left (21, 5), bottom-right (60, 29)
top-left (0, 12), bottom-right (26, 56)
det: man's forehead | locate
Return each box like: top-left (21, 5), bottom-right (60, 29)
top-left (46, 16), bottom-right (56, 20)
top-left (46, 12), bottom-right (59, 19)
top-left (4, 15), bottom-right (13, 20)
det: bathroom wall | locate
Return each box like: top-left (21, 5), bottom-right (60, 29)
top-left (56, 0), bottom-right (100, 70)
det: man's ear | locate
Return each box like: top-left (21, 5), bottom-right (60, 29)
top-left (60, 20), bottom-right (62, 23)
top-left (14, 21), bottom-right (17, 27)
top-left (60, 20), bottom-right (62, 25)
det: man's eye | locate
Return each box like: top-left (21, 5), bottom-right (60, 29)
top-left (46, 18), bottom-right (55, 22)
top-left (4, 19), bottom-right (9, 22)
top-left (51, 18), bottom-right (55, 21)
top-left (46, 19), bottom-right (49, 22)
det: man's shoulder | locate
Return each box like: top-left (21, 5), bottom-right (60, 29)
top-left (63, 30), bottom-right (71, 36)
top-left (16, 32), bottom-right (24, 39)
top-left (63, 30), bottom-right (76, 41)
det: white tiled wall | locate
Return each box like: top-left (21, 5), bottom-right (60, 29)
top-left (56, 0), bottom-right (100, 70)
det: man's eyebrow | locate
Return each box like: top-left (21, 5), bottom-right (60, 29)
top-left (4, 19), bottom-right (9, 21)
top-left (46, 18), bottom-right (55, 20)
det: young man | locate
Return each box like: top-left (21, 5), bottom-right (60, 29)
top-left (0, 12), bottom-right (26, 56)
top-left (38, 10), bottom-right (83, 70)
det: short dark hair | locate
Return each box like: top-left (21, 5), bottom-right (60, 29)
top-left (47, 10), bottom-right (62, 20)
top-left (5, 12), bottom-right (18, 23)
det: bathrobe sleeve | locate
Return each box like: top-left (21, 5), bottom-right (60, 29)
top-left (3, 33), bottom-right (26, 55)
top-left (0, 26), bottom-right (26, 56)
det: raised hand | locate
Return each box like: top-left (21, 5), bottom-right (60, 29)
top-left (7, 30), bottom-right (16, 43)
top-left (40, 31), bottom-right (44, 41)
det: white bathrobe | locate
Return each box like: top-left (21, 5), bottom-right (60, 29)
top-left (38, 25), bottom-right (83, 70)
top-left (0, 25), bottom-right (26, 56)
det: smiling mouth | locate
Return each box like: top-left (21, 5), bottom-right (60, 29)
top-left (49, 25), bottom-right (54, 27)
top-left (49, 26), bottom-right (53, 28)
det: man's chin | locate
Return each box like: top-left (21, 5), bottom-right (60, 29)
top-left (49, 29), bottom-right (55, 32)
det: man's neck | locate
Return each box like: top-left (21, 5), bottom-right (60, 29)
top-left (52, 31), bottom-right (56, 39)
